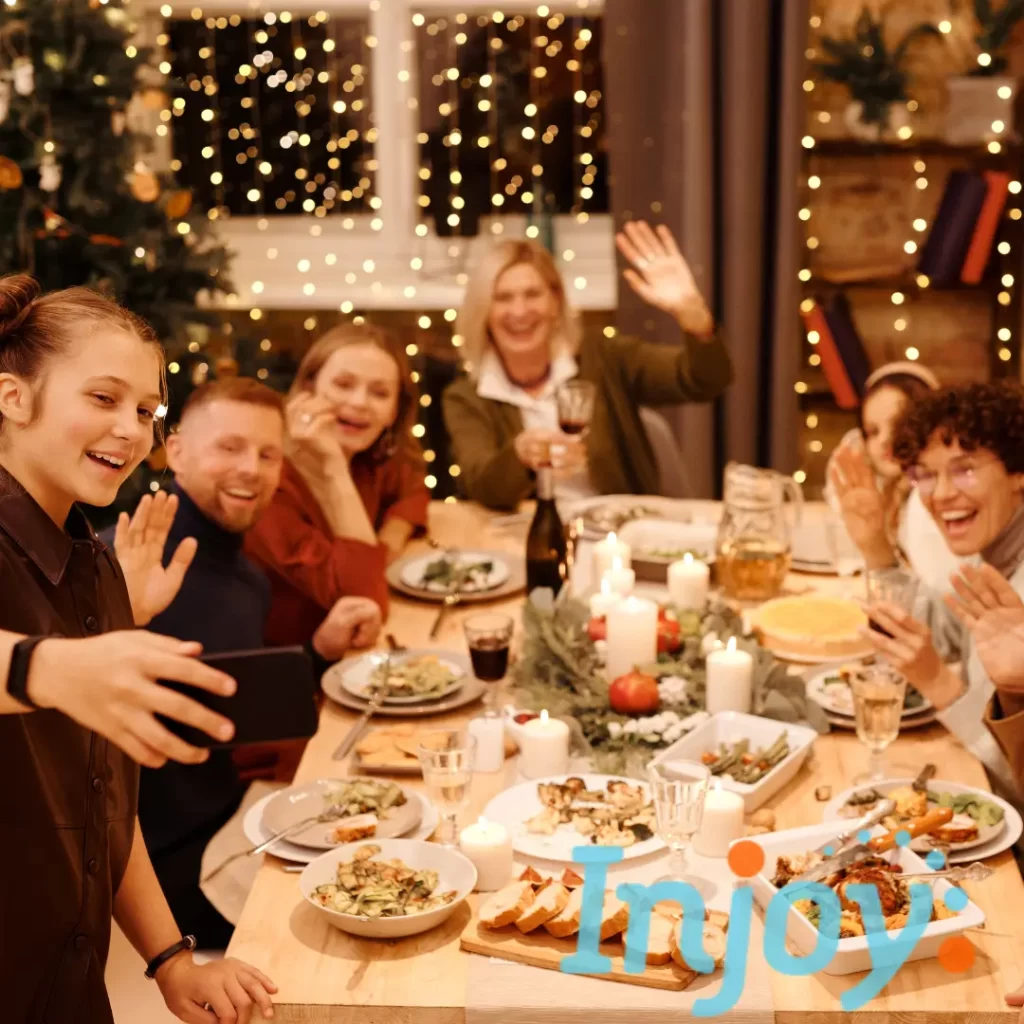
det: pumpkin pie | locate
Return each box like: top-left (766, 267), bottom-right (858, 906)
top-left (751, 595), bottom-right (870, 661)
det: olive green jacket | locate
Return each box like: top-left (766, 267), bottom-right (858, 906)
top-left (441, 330), bottom-right (734, 510)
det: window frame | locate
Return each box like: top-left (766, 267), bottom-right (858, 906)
top-left (134, 0), bottom-right (614, 310)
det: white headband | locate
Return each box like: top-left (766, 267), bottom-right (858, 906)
top-left (864, 361), bottom-right (940, 392)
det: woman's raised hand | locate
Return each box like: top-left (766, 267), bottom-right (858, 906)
top-left (114, 491), bottom-right (196, 627)
top-left (945, 563), bottom-right (1024, 693)
top-left (829, 446), bottom-right (890, 562)
top-left (286, 392), bottom-right (341, 463)
top-left (614, 221), bottom-right (713, 335)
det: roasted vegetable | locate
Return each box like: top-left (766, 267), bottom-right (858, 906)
top-left (700, 733), bottom-right (790, 784)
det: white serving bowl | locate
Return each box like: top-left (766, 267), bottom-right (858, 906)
top-left (650, 711), bottom-right (816, 812)
top-left (299, 839), bottom-right (476, 939)
top-left (739, 821), bottom-right (985, 975)
top-left (618, 517), bottom-right (719, 562)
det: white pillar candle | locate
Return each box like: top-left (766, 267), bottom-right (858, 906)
top-left (705, 636), bottom-right (754, 714)
top-left (467, 715), bottom-right (505, 773)
top-left (693, 784), bottom-right (746, 858)
top-left (601, 555), bottom-right (635, 597)
top-left (605, 595), bottom-right (658, 681)
top-left (459, 816), bottom-right (514, 892)
top-left (592, 531), bottom-right (632, 580)
top-left (668, 553), bottom-right (710, 610)
top-left (519, 709), bottom-right (570, 779)
top-left (589, 578), bottom-right (622, 619)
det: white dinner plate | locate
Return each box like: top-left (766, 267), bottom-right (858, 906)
top-left (243, 790), bottom-right (439, 864)
top-left (262, 777), bottom-right (423, 850)
top-left (338, 649), bottom-right (467, 705)
top-left (481, 773), bottom-right (664, 863)
top-left (822, 777), bottom-right (1021, 862)
top-left (399, 550), bottom-right (509, 594)
top-left (806, 667), bottom-right (933, 718)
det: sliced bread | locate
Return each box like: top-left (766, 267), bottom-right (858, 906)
top-left (516, 882), bottom-right (570, 933)
top-left (544, 886), bottom-right (584, 938)
top-left (480, 881), bottom-right (536, 929)
top-left (670, 921), bottom-right (727, 972)
top-left (600, 892), bottom-right (630, 941)
top-left (644, 913), bottom-right (677, 966)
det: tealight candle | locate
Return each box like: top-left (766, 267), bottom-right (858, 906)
top-left (601, 555), bottom-right (635, 597)
top-left (589, 578), bottom-right (622, 619)
top-left (705, 637), bottom-right (754, 714)
top-left (459, 816), bottom-right (514, 891)
top-left (592, 531), bottom-right (632, 580)
top-left (605, 595), bottom-right (658, 680)
top-left (519, 709), bottom-right (570, 779)
top-left (693, 784), bottom-right (745, 858)
top-left (668, 553), bottom-right (710, 610)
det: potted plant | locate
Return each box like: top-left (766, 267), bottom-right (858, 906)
top-left (946, 0), bottom-right (1024, 144)
top-left (815, 7), bottom-right (942, 141)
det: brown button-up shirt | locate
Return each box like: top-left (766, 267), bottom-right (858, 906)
top-left (0, 469), bottom-right (136, 1024)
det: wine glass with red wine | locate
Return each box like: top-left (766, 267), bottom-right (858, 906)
top-left (463, 613), bottom-right (514, 718)
top-left (556, 379), bottom-right (597, 438)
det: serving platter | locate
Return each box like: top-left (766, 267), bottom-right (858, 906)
top-left (481, 773), bottom-right (664, 863)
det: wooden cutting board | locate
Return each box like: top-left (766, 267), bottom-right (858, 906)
top-left (459, 901), bottom-right (698, 991)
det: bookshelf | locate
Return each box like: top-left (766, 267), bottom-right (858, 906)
top-left (795, 107), bottom-right (1024, 498)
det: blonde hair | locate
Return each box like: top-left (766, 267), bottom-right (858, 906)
top-left (290, 322), bottom-right (418, 464)
top-left (457, 239), bottom-right (580, 375)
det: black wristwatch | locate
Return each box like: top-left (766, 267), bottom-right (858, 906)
top-left (144, 935), bottom-right (196, 979)
top-left (6, 636), bottom-right (52, 710)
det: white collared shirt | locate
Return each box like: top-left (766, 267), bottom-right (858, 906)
top-left (476, 349), bottom-right (598, 501)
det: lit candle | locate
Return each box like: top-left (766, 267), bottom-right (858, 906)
top-left (693, 783), bottom-right (746, 858)
top-left (592, 531), bottom-right (632, 580)
top-left (705, 636), bottom-right (754, 715)
top-left (668, 553), bottom-right (710, 610)
top-left (601, 555), bottom-right (635, 597)
top-left (519, 709), bottom-right (571, 779)
top-left (589, 578), bottom-right (621, 619)
top-left (467, 715), bottom-right (505, 773)
top-left (459, 816), bottom-right (514, 892)
top-left (605, 595), bottom-right (658, 681)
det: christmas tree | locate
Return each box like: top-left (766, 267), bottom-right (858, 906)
top-left (0, 0), bottom-right (233, 524)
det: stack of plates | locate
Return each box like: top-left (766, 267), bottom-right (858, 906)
top-left (242, 778), bottom-right (439, 866)
top-left (321, 648), bottom-right (485, 717)
top-left (805, 666), bottom-right (938, 730)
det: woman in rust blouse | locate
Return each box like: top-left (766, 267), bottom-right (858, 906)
top-left (246, 323), bottom-right (429, 646)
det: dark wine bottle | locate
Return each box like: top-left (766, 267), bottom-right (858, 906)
top-left (526, 467), bottom-right (568, 596)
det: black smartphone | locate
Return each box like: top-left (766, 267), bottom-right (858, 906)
top-left (157, 646), bottom-right (319, 749)
top-left (868, 617), bottom-right (895, 639)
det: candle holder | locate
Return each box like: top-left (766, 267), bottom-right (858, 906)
top-left (648, 760), bottom-right (710, 891)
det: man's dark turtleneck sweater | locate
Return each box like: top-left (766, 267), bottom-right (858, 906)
top-left (101, 482), bottom-right (270, 944)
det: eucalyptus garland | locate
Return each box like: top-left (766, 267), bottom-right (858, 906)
top-left (510, 590), bottom-right (830, 776)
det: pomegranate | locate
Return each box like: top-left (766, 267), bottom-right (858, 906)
top-left (657, 617), bottom-right (682, 653)
top-left (608, 670), bottom-right (661, 715)
top-left (587, 616), bottom-right (607, 642)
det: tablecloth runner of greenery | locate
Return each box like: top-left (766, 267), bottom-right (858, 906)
top-left (510, 592), bottom-right (830, 775)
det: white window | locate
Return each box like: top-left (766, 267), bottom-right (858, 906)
top-left (134, 0), bottom-right (615, 310)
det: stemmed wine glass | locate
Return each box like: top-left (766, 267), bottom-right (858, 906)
top-left (851, 663), bottom-right (907, 783)
top-left (647, 760), bottom-right (710, 891)
top-left (556, 379), bottom-right (597, 438)
top-left (463, 613), bottom-right (514, 717)
top-left (417, 730), bottom-right (477, 846)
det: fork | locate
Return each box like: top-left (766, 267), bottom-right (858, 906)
top-left (200, 801), bottom-right (353, 883)
top-left (333, 652), bottom-right (390, 760)
top-left (429, 591), bottom-right (461, 639)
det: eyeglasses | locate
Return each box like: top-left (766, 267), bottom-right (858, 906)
top-left (907, 459), bottom-right (994, 496)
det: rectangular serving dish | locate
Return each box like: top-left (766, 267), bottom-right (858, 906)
top-left (651, 711), bottom-right (817, 811)
top-left (739, 821), bottom-right (985, 975)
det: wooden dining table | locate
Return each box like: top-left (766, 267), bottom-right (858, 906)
top-left (227, 500), bottom-right (1024, 1023)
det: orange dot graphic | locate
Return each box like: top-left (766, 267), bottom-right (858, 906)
top-left (728, 840), bottom-right (765, 878)
top-left (938, 935), bottom-right (975, 974)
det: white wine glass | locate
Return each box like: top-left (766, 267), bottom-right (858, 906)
top-left (417, 730), bottom-right (477, 846)
top-left (647, 760), bottom-right (710, 890)
top-left (851, 663), bottom-right (907, 783)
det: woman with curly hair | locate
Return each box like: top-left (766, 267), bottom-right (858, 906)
top-left (826, 362), bottom-right (962, 590)
top-left (862, 381), bottom-right (1024, 807)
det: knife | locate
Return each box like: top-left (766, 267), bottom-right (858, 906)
top-left (796, 806), bottom-right (955, 883)
top-left (332, 653), bottom-right (389, 760)
top-left (795, 799), bottom-right (895, 880)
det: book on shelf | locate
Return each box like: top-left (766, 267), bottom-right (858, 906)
top-left (961, 171), bottom-right (1011, 284)
top-left (800, 292), bottom-right (869, 410)
top-left (918, 170), bottom-right (994, 286)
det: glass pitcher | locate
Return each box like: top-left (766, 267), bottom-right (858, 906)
top-left (715, 462), bottom-right (803, 601)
